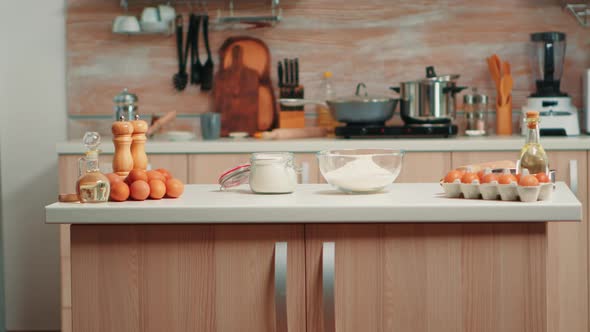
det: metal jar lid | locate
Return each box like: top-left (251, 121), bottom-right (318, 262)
top-left (474, 94), bottom-right (488, 104)
top-left (113, 88), bottom-right (138, 105)
top-left (463, 94), bottom-right (477, 105)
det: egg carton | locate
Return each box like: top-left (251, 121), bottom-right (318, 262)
top-left (441, 181), bottom-right (554, 202)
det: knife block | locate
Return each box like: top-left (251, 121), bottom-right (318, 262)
top-left (279, 85), bottom-right (305, 128)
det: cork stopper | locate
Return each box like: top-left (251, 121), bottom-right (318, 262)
top-left (526, 111), bottom-right (540, 119)
top-left (112, 120), bottom-right (134, 136)
top-left (526, 111), bottom-right (540, 129)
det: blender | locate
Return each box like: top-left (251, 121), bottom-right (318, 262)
top-left (522, 32), bottom-right (580, 136)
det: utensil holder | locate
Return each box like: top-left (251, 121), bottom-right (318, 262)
top-left (496, 102), bottom-right (513, 136)
top-left (279, 85), bottom-right (305, 128)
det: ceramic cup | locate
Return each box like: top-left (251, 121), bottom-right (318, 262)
top-left (201, 112), bottom-right (222, 140)
top-left (113, 15), bottom-right (141, 33)
top-left (141, 7), bottom-right (161, 23)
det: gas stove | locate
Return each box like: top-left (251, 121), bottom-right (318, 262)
top-left (335, 123), bottom-right (458, 138)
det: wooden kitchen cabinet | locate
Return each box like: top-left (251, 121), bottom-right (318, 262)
top-left (188, 153), bottom-right (320, 184)
top-left (397, 152), bottom-right (451, 182)
top-left (70, 224), bottom-right (306, 332)
top-left (452, 150), bottom-right (589, 332)
top-left (305, 223), bottom-right (547, 332)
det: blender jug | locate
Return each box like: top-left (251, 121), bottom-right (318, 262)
top-left (530, 32), bottom-right (567, 97)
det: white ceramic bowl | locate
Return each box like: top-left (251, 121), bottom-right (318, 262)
top-left (140, 20), bottom-right (170, 33)
top-left (317, 149), bottom-right (404, 194)
top-left (113, 15), bottom-right (141, 33)
top-left (141, 7), bottom-right (161, 23)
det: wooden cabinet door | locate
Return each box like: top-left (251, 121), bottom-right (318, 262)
top-left (71, 224), bottom-right (305, 332)
top-left (189, 153), bottom-right (320, 184)
top-left (452, 150), bottom-right (589, 332)
top-left (306, 223), bottom-right (547, 332)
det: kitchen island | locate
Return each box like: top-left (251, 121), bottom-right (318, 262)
top-left (47, 183), bottom-right (581, 332)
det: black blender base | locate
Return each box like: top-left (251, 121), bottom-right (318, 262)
top-left (335, 124), bottom-right (458, 138)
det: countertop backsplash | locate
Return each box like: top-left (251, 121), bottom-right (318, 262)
top-left (67, 0), bottom-right (589, 138)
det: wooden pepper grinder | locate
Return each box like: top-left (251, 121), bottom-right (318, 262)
top-left (112, 116), bottom-right (134, 177)
top-left (131, 114), bottom-right (149, 171)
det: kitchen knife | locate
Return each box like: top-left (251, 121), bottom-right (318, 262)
top-left (278, 61), bottom-right (283, 88)
top-left (289, 59), bottom-right (295, 88)
top-left (284, 58), bottom-right (290, 87)
top-left (294, 58), bottom-right (299, 86)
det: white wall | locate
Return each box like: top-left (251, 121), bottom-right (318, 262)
top-left (0, 0), bottom-right (66, 330)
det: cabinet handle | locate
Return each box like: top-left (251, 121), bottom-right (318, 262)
top-left (275, 242), bottom-right (288, 332)
top-left (569, 159), bottom-right (578, 197)
top-left (322, 242), bottom-right (335, 332)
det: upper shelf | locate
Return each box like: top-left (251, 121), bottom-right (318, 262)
top-left (118, 0), bottom-right (282, 28)
top-left (562, 1), bottom-right (590, 27)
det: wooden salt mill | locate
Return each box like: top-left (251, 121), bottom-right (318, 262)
top-left (112, 116), bottom-right (134, 177)
top-left (131, 114), bottom-right (149, 171)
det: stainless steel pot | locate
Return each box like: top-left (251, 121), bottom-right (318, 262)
top-left (391, 67), bottom-right (466, 124)
top-left (280, 83), bottom-right (398, 124)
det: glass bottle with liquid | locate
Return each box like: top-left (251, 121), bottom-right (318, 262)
top-left (316, 71), bottom-right (339, 136)
top-left (76, 132), bottom-right (110, 203)
top-left (517, 111), bottom-right (549, 175)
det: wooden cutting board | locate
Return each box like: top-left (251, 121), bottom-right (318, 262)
top-left (214, 45), bottom-right (259, 136)
top-left (218, 36), bottom-right (277, 132)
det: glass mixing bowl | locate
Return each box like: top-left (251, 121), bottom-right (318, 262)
top-left (317, 149), bottom-right (404, 193)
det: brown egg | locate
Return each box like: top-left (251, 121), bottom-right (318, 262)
top-left (129, 180), bottom-right (150, 201)
top-left (126, 169), bottom-right (148, 184)
top-left (498, 173), bottom-right (518, 185)
top-left (535, 172), bottom-right (551, 183)
top-left (110, 181), bottom-right (130, 202)
top-left (156, 168), bottom-right (173, 180)
top-left (461, 172), bottom-right (479, 184)
top-left (443, 170), bottom-right (463, 183)
top-left (166, 178), bottom-right (185, 198)
top-left (147, 170), bottom-right (166, 182)
top-left (106, 173), bottom-right (123, 185)
top-left (519, 174), bottom-right (540, 187)
top-left (149, 180), bottom-right (166, 200)
top-left (481, 173), bottom-right (499, 184)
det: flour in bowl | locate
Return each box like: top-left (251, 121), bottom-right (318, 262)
top-left (324, 155), bottom-right (396, 192)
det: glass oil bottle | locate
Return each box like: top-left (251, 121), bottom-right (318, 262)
top-left (517, 111), bottom-right (549, 175)
top-left (76, 132), bottom-right (110, 203)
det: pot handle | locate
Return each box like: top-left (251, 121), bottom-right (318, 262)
top-left (442, 86), bottom-right (469, 95)
top-left (355, 82), bottom-right (368, 97)
top-left (389, 86), bottom-right (401, 93)
top-left (426, 66), bottom-right (437, 78)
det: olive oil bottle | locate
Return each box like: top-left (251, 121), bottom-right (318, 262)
top-left (517, 111), bottom-right (549, 175)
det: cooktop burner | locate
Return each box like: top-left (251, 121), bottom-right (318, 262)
top-left (335, 124), bottom-right (458, 138)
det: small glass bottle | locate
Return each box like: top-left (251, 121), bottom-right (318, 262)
top-left (517, 111), bottom-right (549, 175)
top-left (76, 132), bottom-right (111, 203)
top-left (316, 72), bottom-right (338, 136)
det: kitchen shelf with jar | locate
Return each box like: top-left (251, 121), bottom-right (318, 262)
top-left (114, 0), bottom-right (282, 35)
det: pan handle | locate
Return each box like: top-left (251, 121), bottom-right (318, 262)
top-left (442, 86), bottom-right (468, 95)
top-left (426, 66), bottom-right (437, 78)
top-left (279, 98), bottom-right (327, 107)
top-left (389, 86), bottom-right (401, 93)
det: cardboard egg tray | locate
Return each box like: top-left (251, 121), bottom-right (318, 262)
top-left (441, 181), bottom-right (554, 202)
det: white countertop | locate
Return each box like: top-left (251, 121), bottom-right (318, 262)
top-left (45, 183), bottom-right (581, 224)
top-left (56, 136), bottom-right (590, 154)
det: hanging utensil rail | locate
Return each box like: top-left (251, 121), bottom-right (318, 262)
top-left (561, 1), bottom-right (590, 27)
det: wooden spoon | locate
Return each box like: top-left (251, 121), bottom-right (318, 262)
top-left (487, 57), bottom-right (501, 91)
top-left (500, 74), bottom-right (513, 106)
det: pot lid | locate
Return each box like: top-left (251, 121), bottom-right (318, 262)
top-left (113, 88), bottom-right (138, 104)
top-left (329, 83), bottom-right (393, 103)
top-left (423, 66), bottom-right (460, 82)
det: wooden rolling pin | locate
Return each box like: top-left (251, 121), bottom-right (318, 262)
top-left (146, 111), bottom-right (177, 137)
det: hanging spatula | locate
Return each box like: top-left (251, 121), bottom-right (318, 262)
top-left (200, 14), bottom-right (214, 91)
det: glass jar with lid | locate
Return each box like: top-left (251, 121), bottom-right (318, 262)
top-left (218, 152), bottom-right (298, 194)
top-left (463, 89), bottom-right (488, 136)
